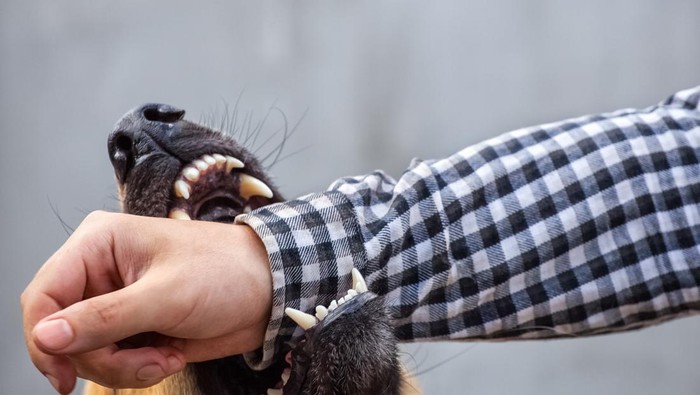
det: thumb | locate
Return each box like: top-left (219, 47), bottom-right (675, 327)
top-left (32, 278), bottom-right (176, 355)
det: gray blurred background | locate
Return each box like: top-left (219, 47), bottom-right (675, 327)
top-left (2, 1), bottom-right (700, 394)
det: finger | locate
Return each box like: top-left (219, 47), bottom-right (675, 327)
top-left (72, 345), bottom-right (186, 389)
top-left (31, 353), bottom-right (77, 394)
top-left (22, 282), bottom-right (81, 394)
top-left (21, 212), bottom-right (123, 380)
top-left (33, 277), bottom-right (181, 355)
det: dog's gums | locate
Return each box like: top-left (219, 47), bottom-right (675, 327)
top-left (167, 152), bottom-right (272, 222)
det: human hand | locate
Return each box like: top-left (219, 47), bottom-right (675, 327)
top-left (21, 211), bottom-right (272, 393)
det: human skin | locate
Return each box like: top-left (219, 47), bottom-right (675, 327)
top-left (20, 211), bottom-right (273, 394)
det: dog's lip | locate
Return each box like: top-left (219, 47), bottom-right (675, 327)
top-left (285, 268), bottom-right (370, 330)
top-left (166, 153), bottom-right (273, 222)
top-left (276, 269), bottom-right (372, 394)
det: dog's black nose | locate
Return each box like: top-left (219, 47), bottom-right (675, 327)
top-left (108, 103), bottom-right (186, 182)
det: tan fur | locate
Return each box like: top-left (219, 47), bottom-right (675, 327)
top-left (84, 368), bottom-right (200, 395)
top-left (400, 366), bottom-right (423, 395)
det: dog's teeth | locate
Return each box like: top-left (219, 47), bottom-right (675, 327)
top-left (174, 180), bottom-right (191, 199)
top-left (226, 156), bottom-right (245, 172)
top-left (194, 159), bottom-right (208, 171)
top-left (338, 296), bottom-right (347, 305)
top-left (239, 174), bottom-right (274, 199)
top-left (352, 268), bottom-right (368, 293)
top-left (281, 368), bottom-right (291, 385)
top-left (346, 289), bottom-right (358, 299)
top-left (213, 154), bottom-right (227, 168)
top-left (328, 300), bottom-right (338, 311)
top-left (315, 305), bottom-right (328, 321)
top-left (267, 389), bottom-right (282, 395)
top-left (183, 167), bottom-right (200, 182)
top-left (285, 307), bottom-right (318, 330)
top-left (168, 209), bottom-right (191, 220)
top-left (202, 155), bottom-right (216, 166)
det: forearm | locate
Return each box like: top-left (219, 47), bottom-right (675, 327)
top-left (239, 86), bottom-right (700, 369)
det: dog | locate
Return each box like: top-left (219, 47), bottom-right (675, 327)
top-left (83, 103), bottom-right (420, 394)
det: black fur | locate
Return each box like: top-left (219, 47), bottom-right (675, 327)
top-left (286, 293), bottom-right (401, 395)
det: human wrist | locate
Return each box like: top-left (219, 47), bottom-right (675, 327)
top-left (236, 224), bottom-right (273, 349)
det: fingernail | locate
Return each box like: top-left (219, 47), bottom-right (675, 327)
top-left (136, 364), bottom-right (166, 381)
top-left (44, 374), bottom-right (60, 392)
top-left (35, 319), bottom-right (74, 350)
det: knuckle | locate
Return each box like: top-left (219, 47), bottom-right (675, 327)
top-left (80, 211), bottom-right (113, 238)
top-left (83, 210), bottom-right (131, 239)
top-left (85, 297), bottom-right (123, 329)
top-left (83, 210), bottom-right (108, 224)
top-left (102, 370), bottom-right (124, 389)
top-left (82, 211), bottom-right (124, 233)
top-left (76, 361), bottom-right (120, 388)
top-left (75, 358), bottom-right (163, 390)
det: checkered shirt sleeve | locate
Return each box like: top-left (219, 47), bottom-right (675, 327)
top-left (237, 86), bottom-right (700, 369)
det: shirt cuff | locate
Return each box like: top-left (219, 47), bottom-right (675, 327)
top-left (234, 191), bottom-right (368, 370)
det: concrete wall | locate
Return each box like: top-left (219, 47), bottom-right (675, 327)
top-left (2, 1), bottom-right (699, 393)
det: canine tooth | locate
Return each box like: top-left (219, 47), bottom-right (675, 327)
top-left (328, 300), bottom-right (338, 311)
top-left (281, 368), bottom-right (291, 384)
top-left (213, 154), bottom-right (227, 168)
top-left (315, 305), bottom-right (328, 321)
top-left (174, 180), bottom-right (191, 199)
top-left (183, 167), bottom-right (200, 182)
top-left (203, 155), bottom-right (216, 166)
top-left (285, 307), bottom-right (317, 330)
top-left (351, 268), bottom-right (368, 293)
top-left (168, 209), bottom-right (191, 220)
top-left (239, 174), bottom-right (274, 199)
top-left (226, 156), bottom-right (245, 172)
top-left (194, 159), bottom-right (208, 171)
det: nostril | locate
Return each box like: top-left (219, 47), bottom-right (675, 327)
top-left (142, 104), bottom-right (185, 123)
top-left (108, 131), bottom-right (136, 182)
top-left (114, 133), bottom-right (133, 155)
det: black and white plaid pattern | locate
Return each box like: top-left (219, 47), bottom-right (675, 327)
top-left (237, 86), bottom-right (700, 369)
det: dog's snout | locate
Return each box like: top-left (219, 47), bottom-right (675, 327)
top-left (108, 103), bottom-right (186, 182)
